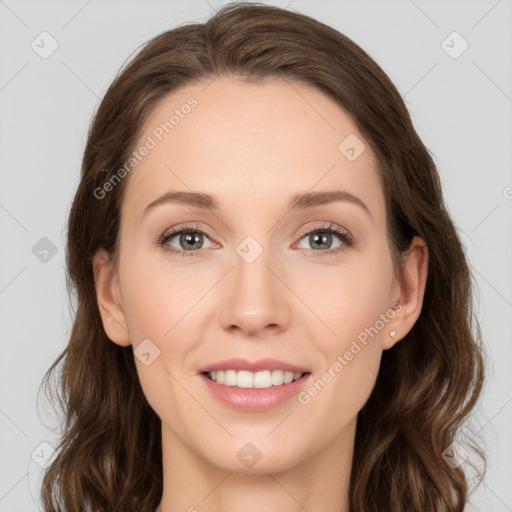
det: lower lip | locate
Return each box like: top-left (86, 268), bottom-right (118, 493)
top-left (200, 373), bottom-right (312, 412)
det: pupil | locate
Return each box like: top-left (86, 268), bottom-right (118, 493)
top-left (312, 233), bottom-right (331, 249)
top-left (182, 233), bottom-right (202, 249)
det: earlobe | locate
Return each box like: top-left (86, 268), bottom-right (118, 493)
top-left (383, 236), bottom-right (429, 350)
top-left (383, 328), bottom-right (400, 350)
top-left (93, 249), bottom-right (131, 347)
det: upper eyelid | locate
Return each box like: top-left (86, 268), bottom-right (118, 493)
top-left (295, 222), bottom-right (350, 238)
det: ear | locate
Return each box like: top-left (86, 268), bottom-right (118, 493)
top-left (92, 248), bottom-right (131, 347)
top-left (383, 236), bottom-right (429, 350)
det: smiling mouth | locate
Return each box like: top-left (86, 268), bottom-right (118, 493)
top-left (202, 369), bottom-right (310, 389)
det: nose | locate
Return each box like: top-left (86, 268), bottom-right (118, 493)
top-left (218, 244), bottom-right (290, 337)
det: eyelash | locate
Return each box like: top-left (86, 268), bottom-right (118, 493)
top-left (157, 222), bottom-right (354, 258)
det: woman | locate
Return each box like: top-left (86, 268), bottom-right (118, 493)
top-left (39, 2), bottom-right (486, 511)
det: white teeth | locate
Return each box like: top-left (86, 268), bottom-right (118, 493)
top-left (253, 370), bottom-right (271, 388)
top-left (224, 370), bottom-right (237, 386)
top-left (271, 369), bottom-right (284, 385)
top-left (284, 371), bottom-right (294, 384)
top-left (238, 370), bottom-right (254, 388)
top-left (207, 369), bottom-right (304, 388)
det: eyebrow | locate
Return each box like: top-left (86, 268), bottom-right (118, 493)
top-left (142, 190), bottom-right (371, 219)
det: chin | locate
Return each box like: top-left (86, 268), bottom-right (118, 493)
top-left (199, 438), bottom-right (307, 475)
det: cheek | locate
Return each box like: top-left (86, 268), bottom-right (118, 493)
top-left (119, 241), bottom-right (208, 343)
top-left (294, 247), bottom-right (394, 419)
top-left (292, 242), bottom-right (394, 349)
top-left (118, 245), bottom-right (212, 415)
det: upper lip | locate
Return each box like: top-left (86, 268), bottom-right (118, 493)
top-left (198, 358), bottom-right (311, 374)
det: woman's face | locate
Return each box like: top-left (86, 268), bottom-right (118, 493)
top-left (94, 76), bottom-right (425, 474)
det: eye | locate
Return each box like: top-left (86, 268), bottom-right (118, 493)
top-left (157, 222), bottom-right (354, 258)
top-left (295, 223), bottom-right (354, 257)
top-left (158, 224), bottom-right (215, 257)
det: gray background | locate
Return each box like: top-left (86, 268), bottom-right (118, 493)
top-left (1, 0), bottom-right (511, 510)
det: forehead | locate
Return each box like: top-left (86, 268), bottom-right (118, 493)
top-left (122, 76), bottom-right (383, 225)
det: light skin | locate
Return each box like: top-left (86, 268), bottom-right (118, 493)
top-left (93, 76), bottom-right (428, 512)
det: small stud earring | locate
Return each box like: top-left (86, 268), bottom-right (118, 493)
top-left (389, 330), bottom-right (396, 339)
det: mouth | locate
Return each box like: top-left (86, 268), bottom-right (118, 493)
top-left (199, 366), bottom-right (313, 412)
top-left (202, 369), bottom-right (311, 389)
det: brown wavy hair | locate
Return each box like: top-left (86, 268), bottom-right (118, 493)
top-left (38, 2), bottom-right (486, 510)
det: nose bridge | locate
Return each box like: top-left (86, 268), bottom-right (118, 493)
top-left (219, 232), bottom-right (289, 334)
